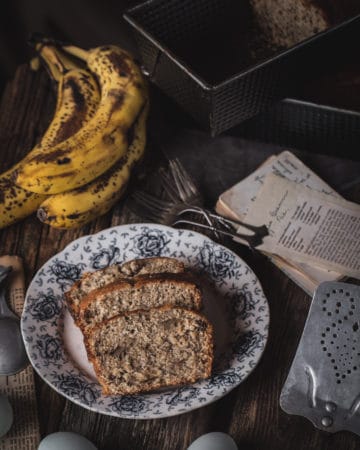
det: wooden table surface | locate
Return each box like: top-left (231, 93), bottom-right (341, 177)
top-left (1, 65), bottom-right (360, 450)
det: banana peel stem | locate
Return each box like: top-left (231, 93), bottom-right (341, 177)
top-left (38, 46), bottom-right (65, 82)
top-left (38, 45), bottom-right (85, 77)
top-left (62, 45), bottom-right (90, 62)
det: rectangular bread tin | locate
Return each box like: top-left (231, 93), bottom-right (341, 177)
top-left (124, 0), bottom-right (360, 135)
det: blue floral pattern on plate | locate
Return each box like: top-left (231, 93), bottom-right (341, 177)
top-left (21, 224), bottom-right (269, 419)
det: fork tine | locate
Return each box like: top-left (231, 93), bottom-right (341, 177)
top-left (158, 158), bottom-right (201, 205)
top-left (132, 191), bottom-right (169, 211)
top-left (135, 204), bottom-right (165, 223)
top-left (130, 190), bottom-right (182, 224)
top-left (169, 160), bottom-right (188, 200)
top-left (169, 159), bottom-right (201, 202)
top-left (128, 193), bottom-right (163, 222)
top-left (158, 167), bottom-right (182, 203)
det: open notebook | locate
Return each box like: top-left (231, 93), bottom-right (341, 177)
top-left (216, 151), bottom-right (344, 296)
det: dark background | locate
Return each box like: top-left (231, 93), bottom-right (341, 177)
top-left (0, 0), bottom-right (140, 93)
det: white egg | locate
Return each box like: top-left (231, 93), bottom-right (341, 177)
top-left (187, 432), bottom-right (238, 450)
top-left (0, 394), bottom-right (13, 437)
top-left (38, 432), bottom-right (97, 450)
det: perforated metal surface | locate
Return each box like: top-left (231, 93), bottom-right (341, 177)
top-left (124, 0), bottom-right (360, 135)
top-left (280, 282), bottom-right (360, 435)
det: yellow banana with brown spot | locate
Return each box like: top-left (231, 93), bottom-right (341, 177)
top-left (37, 45), bottom-right (100, 148)
top-left (0, 45), bottom-right (100, 229)
top-left (15, 45), bottom-right (147, 195)
top-left (37, 101), bottom-right (148, 228)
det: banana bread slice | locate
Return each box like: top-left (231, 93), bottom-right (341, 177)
top-left (78, 275), bottom-right (202, 333)
top-left (65, 257), bottom-right (185, 320)
top-left (87, 306), bottom-right (213, 395)
top-left (250, 0), bottom-right (360, 50)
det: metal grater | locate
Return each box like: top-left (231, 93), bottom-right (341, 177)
top-left (280, 281), bottom-right (360, 435)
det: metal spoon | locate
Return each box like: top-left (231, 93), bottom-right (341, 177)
top-left (0, 265), bottom-right (28, 375)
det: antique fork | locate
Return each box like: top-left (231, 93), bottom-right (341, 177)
top-left (158, 159), bottom-right (203, 206)
top-left (129, 159), bottom-right (268, 247)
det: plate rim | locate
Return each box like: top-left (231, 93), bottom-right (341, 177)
top-left (21, 223), bottom-right (270, 419)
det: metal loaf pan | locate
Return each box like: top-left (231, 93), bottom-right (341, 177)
top-left (236, 98), bottom-right (360, 160)
top-left (124, 0), bottom-right (360, 136)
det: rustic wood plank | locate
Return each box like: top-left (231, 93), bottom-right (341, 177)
top-left (0, 65), bottom-right (359, 450)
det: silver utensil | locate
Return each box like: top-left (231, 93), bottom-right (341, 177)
top-left (129, 159), bottom-right (268, 247)
top-left (130, 159), bottom-right (268, 247)
top-left (129, 158), bottom-right (203, 222)
top-left (158, 159), bottom-right (203, 206)
top-left (174, 206), bottom-right (268, 248)
top-left (0, 265), bottom-right (28, 376)
top-left (280, 281), bottom-right (360, 436)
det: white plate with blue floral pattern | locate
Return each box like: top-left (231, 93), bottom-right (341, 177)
top-left (21, 223), bottom-right (269, 419)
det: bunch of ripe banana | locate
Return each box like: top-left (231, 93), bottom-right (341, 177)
top-left (0, 40), bottom-right (148, 229)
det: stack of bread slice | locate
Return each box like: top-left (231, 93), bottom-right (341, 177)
top-left (65, 257), bottom-right (213, 395)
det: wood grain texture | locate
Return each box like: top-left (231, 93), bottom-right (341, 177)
top-left (0, 65), bottom-right (359, 450)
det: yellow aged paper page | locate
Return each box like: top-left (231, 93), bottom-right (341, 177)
top-left (217, 150), bottom-right (338, 220)
top-left (216, 150), bottom-right (343, 291)
top-left (245, 174), bottom-right (360, 279)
